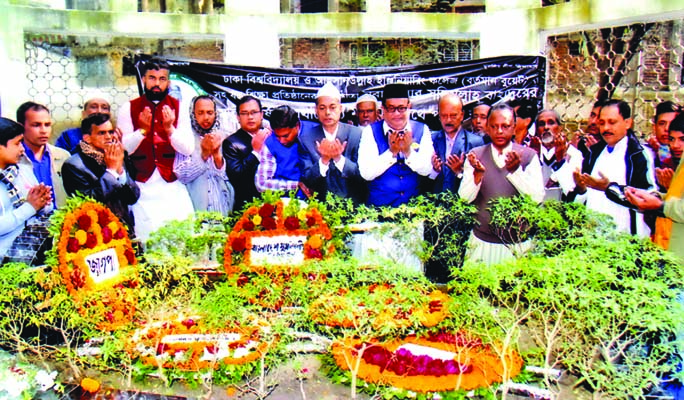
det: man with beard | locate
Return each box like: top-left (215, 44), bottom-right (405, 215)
top-left (359, 84), bottom-right (435, 207)
top-left (0, 117), bottom-right (53, 264)
top-left (61, 113), bottom-right (140, 232)
top-left (354, 93), bottom-right (380, 127)
top-left (572, 100), bottom-right (604, 158)
top-left (571, 99), bottom-right (655, 237)
top-left (174, 95), bottom-right (234, 215)
top-left (222, 95), bottom-right (270, 211)
top-left (470, 101), bottom-right (491, 141)
top-left (299, 83), bottom-right (365, 203)
top-left (459, 104), bottom-right (544, 266)
top-left (430, 93), bottom-right (485, 193)
top-left (535, 109), bottom-right (583, 201)
top-left (116, 57), bottom-right (194, 242)
top-left (16, 101), bottom-right (70, 208)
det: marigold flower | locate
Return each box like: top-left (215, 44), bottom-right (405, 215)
top-left (307, 235), bottom-right (323, 249)
top-left (75, 229), bottom-right (87, 245)
top-left (81, 377), bottom-right (100, 393)
top-left (252, 215), bottom-right (262, 226)
top-left (243, 220), bottom-right (255, 231)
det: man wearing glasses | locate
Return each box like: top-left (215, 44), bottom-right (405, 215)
top-left (222, 95), bottom-right (270, 211)
top-left (358, 84), bottom-right (436, 207)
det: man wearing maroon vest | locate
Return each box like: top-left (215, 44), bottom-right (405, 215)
top-left (116, 57), bottom-right (194, 242)
top-left (459, 104), bottom-right (544, 266)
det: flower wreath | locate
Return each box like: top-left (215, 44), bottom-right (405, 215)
top-left (309, 284), bottom-right (451, 330)
top-left (127, 316), bottom-right (271, 371)
top-left (224, 199), bottom-right (334, 273)
top-left (331, 331), bottom-right (523, 393)
top-left (54, 201), bottom-right (138, 331)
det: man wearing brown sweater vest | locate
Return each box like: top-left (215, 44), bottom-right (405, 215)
top-left (459, 104), bottom-right (544, 266)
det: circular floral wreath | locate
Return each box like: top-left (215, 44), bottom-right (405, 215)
top-left (332, 331), bottom-right (523, 393)
top-left (309, 284), bottom-right (451, 330)
top-left (127, 316), bottom-right (271, 371)
top-left (55, 201), bottom-right (138, 331)
top-left (224, 200), bottom-right (334, 273)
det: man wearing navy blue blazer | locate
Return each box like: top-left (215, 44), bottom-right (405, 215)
top-left (431, 93), bottom-right (486, 193)
top-left (299, 83), bottom-right (365, 203)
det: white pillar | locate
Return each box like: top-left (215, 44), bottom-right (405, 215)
top-left (0, 2), bottom-right (29, 118)
top-left (480, 0), bottom-right (542, 57)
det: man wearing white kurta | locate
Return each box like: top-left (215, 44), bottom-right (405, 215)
top-left (459, 104), bottom-right (544, 266)
top-left (116, 58), bottom-right (194, 242)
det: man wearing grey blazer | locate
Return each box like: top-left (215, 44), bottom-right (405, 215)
top-left (299, 83), bottom-right (366, 204)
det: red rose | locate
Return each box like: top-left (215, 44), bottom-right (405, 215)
top-left (125, 248), bottom-right (136, 265)
top-left (284, 216), bottom-right (300, 231)
top-left (67, 238), bottom-right (80, 253)
top-left (306, 216), bottom-right (316, 227)
top-left (70, 269), bottom-right (86, 288)
top-left (232, 237), bottom-right (246, 252)
top-left (156, 343), bottom-right (168, 355)
top-left (77, 215), bottom-right (92, 231)
top-left (306, 248), bottom-right (323, 259)
top-left (258, 203), bottom-right (275, 218)
top-left (181, 319), bottom-right (196, 329)
top-left (242, 220), bottom-right (255, 231)
top-left (262, 217), bottom-right (277, 230)
top-left (114, 228), bottom-right (125, 239)
top-left (97, 210), bottom-right (110, 226)
top-left (237, 274), bottom-right (249, 287)
top-left (85, 232), bottom-right (98, 249)
top-left (101, 227), bottom-right (113, 244)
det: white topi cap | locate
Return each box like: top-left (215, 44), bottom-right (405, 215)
top-left (316, 82), bottom-right (342, 100)
top-left (355, 93), bottom-right (378, 105)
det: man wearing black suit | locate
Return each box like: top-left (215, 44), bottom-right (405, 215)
top-left (431, 93), bottom-right (485, 193)
top-left (222, 96), bottom-right (270, 211)
top-left (299, 83), bottom-right (365, 203)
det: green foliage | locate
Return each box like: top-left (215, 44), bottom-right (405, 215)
top-left (451, 196), bottom-right (684, 397)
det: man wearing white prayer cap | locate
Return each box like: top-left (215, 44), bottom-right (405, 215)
top-left (298, 82), bottom-right (366, 203)
top-left (56, 91), bottom-right (113, 153)
top-left (355, 93), bottom-right (380, 127)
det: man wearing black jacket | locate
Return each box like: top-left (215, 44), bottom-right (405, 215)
top-left (61, 113), bottom-right (140, 233)
top-left (571, 99), bottom-right (655, 236)
top-left (222, 96), bottom-right (269, 211)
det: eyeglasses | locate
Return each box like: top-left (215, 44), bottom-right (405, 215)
top-left (439, 113), bottom-right (462, 120)
top-left (385, 105), bottom-right (409, 114)
top-left (239, 111), bottom-right (262, 117)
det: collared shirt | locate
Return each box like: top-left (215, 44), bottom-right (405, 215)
top-left (22, 143), bottom-right (55, 205)
top-left (359, 121), bottom-right (436, 181)
top-left (255, 145), bottom-right (300, 193)
top-left (459, 142), bottom-right (545, 204)
top-left (445, 132), bottom-right (457, 157)
top-left (318, 125), bottom-right (347, 177)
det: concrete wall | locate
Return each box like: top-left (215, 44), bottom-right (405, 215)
top-left (1, 0), bottom-right (684, 117)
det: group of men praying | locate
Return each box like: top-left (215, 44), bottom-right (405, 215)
top-left (1, 57), bottom-right (682, 277)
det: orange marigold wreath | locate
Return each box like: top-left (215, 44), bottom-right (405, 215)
top-left (332, 331), bottom-right (523, 393)
top-left (55, 201), bottom-right (138, 331)
top-left (127, 316), bottom-right (272, 371)
top-left (224, 200), bottom-right (334, 274)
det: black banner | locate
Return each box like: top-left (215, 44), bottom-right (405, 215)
top-left (135, 55), bottom-right (545, 131)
